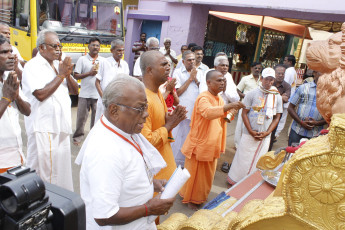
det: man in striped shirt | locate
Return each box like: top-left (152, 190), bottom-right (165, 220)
top-left (287, 72), bottom-right (326, 146)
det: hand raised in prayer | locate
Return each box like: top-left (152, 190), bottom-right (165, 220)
top-left (189, 67), bottom-right (198, 82)
top-left (89, 66), bottom-right (98, 76)
top-left (153, 179), bottom-right (167, 193)
top-left (166, 78), bottom-right (176, 93)
top-left (58, 56), bottom-right (73, 78)
top-left (164, 105), bottom-right (187, 131)
top-left (13, 54), bottom-right (18, 70)
top-left (2, 71), bottom-right (19, 102)
top-left (145, 194), bottom-right (175, 216)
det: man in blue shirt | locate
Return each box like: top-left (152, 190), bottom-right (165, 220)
top-left (287, 73), bottom-right (326, 146)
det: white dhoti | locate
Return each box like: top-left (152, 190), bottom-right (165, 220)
top-left (275, 107), bottom-right (288, 138)
top-left (26, 132), bottom-right (74, 191)
top-left (171, 119), bottom-right (191, 167)
top-left (234, 109), bottom-right (243, 148)
top-left (94, 99), bottom-right (104, 123)
top-left (227, 133), bottom-right (271, 184)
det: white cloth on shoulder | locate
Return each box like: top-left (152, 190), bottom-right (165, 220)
top-left (258, 85), bottom-right (279, 119)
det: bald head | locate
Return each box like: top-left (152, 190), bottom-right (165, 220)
top-left (140, 50), bottom-right (164, 75)
top-left (103, 74), bottom-right (145, 109)
top-left (206, 70), bottom-right (221, 81)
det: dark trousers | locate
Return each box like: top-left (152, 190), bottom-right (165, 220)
top-left (288, 128), bottom-right (308, 146)
top-left (72, 97), bottom-right (97, 143)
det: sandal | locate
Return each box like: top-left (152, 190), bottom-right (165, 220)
top-left (221, 162), bottom-right (230, 173)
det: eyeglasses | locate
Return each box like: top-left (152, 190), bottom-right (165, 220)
top-left (116, 103), bottom-right (148, 114)
top-left (149, 47), bottom-right (160, 51)
top-left (44, 43), bottom-right (62, 49)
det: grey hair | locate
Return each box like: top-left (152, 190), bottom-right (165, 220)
top-left (140, 50), bottom-right (161, 74)
top-left (0, 22), bottom-right (9, 28)
top-left (214, 56), bottom-right (228, 67)
top-left (36, 29), bottom-right (58, 48)
top-left (110, 39), bottom-right (124, 50)
top-left (215, 52), bottom-right (226, 57)
top-left (146, 37), bottom-right (159, 47)
top-left (163, 37), bottom-right (171, 43)
top-left (102, 74), bottom-right (144, 108)
top-left (182, 50), bottom-right (194, 60)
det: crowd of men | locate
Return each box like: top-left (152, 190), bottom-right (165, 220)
top-left (0, 24), bottom-right (326, 229)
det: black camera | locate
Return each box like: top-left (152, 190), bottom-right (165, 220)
top-left (0, 166), bottom-right (85, 230)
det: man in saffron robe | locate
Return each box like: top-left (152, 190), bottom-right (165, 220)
top-left (141, 50), bottom-right (187, 181)
top-left (179, 70), bottom-right (245, 210)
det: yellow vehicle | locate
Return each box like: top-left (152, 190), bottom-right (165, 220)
top-left (0, 0), bottom-right (123, 62)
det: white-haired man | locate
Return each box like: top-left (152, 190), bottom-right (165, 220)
top-left (22, 30), bottom-right (78, 191)
top-left (159, 38), bottom-right (177, 76)
top-left (76, 76), bottom-right (175, 229)
top-left (200, 55), bottom-right (239, 104)
top-left (133, 37), bottom-right (160, 79)
top-left (95, 39), bottom-right (129, 122)
top-left (171, 50), bottom-right (203, 167)
top-left (228, 68), bottom-right (282, 185)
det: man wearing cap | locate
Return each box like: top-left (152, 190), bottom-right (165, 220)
top-left (227, 68), bottom-right (282, 185)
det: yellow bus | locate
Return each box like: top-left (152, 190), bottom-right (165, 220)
top-left (0, 0), bottom-right (123, 62)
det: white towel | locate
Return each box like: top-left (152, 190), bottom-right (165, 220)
top-left (259, 85), bottom-right (279, 119)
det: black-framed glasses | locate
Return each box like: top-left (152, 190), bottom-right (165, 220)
top-left (116, 103), bottom-right (148, 114)
top-left (44, 43), bottom-right (62, 50)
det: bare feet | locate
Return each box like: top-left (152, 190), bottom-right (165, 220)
top-left (187, 203), bottom-right (199, 211)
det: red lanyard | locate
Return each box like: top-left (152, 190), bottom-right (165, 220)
top-left (92, 55), bottom-right (98, 64)
top-left (100, 116), bottom-right (143, 157)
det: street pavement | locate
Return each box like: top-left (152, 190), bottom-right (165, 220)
top-left (19, 105), bottom-right (291, 222)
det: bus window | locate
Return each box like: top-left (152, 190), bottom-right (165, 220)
top-left (14, 0), bottom-right (29, 29)
top-left (0, 0), bottom-right (13, 11)
top-left (0, 0), bottom-right (13, 26)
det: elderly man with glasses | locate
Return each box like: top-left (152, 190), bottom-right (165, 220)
top-left (22, 29), bottom-right (78, 191)
top-left (76, 76), bottom-right (175, 229)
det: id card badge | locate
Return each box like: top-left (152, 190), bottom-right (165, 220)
top-left (257, 113), bottom-right (265, 125)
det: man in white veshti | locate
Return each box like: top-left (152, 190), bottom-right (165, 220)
top-left (76, 76), bottom-right (174, 230)
top-left (171, 50), bottom-right (203, 167)
top-left (22, 30), bottom-right (78, 191)
top-left (228, 68), bottom-right (282, 185)
top-left (95, 39), bottom-right (129, 122)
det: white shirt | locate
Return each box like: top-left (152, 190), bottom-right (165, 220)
top-left (133, 56), bottom-right (142, 77)
top-left (77, 117), bottom-right (158, 230)
top-left (22, 53), bottom-right (72, 135)
top-left (106, 57), bottom-right (129, 76)
top-left (159, 47), bottom-right (177, 76)
top-left (173, 65), bottom-right (202, 119)
top-left (175, 59), bottom-right (183, 70)
top-left (196, 62), bottom-right (209, 76)
top-left (284, 66), bottom-right (297, 96)
top-left (0, 74), bottom-right (26, 168)
top-left (75, 54), bottom-right (105, 99)
top-left (199, 70), bottom-right (239, 103)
